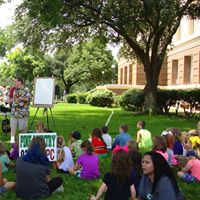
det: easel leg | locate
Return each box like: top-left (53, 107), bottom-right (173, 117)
top-left (45, 108), bottom-right (49, 130)
top-left (29, 108), bottom-right (39, 130)
top-left (49, 108), bottom-right (56, 131)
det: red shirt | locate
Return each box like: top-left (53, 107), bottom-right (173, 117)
top-left (92, 137), bottom-right (108, 154)
top-left (9, 86), bottom-right (15, 98)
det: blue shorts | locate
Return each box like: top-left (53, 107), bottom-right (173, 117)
top-left (181, 173), bottom-right (199, 183)
top-left (0, 187), bottom-right (6, 193)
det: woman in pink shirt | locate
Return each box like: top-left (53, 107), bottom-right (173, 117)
top-left (177, 156), bottom-right (200, 182)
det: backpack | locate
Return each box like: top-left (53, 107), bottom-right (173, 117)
top-left (2, 118), bottom-right (11, 133)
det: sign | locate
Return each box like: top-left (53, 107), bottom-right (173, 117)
top-left (19, 133), bottom-right (57, 161)
top-left (33, 77), bottom-right (55, 108)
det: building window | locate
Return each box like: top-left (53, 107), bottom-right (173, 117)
top-left (172, 60), bottom-right (179, 84)
top-left (120, 68), bottom-right (123, 84)
top-left (184, 56), bottom-right (193, 84)
top-left (124, 66), bottom-right (128, 84)
top-left (129, 64), bottom-right (132, 85)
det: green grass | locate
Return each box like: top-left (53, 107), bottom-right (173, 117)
top-left (0, 103), bottom-right (199, 200)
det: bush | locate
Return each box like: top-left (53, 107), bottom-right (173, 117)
top-left (119, 89), bottom-right (144, 111)
top-left (86, 90), bottom-right (114, 107)
top-left (157, 90), bottom-right (178, 113)
top-left (64, 94), bottom-right (77, 103)
top-left (77, 93), bottom-right (88, 104)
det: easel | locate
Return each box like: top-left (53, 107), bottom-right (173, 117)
top-left (30, 77), bottom-right (56, 131)
top-left (29, 107), bottom-right (56, 131)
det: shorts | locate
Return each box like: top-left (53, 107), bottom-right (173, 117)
top-left (75, 171), bottom-right (81, 178)
top-left (181, 173), bottom-right (199, 183)
top-left (0, 186), bottom-right (6, 193)
top-left (11, 117), bottom-right (28, 131)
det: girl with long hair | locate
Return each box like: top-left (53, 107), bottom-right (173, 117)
top-left (69, 140), bottom-right (100, 180)
top-left (138, 151), bottom-right (183, 200)
top-left (91, 128), bottom-right (108, 156)
top-left (90, 149), bottom-right (136, 200)
top-left (55, 135), bottom-right (74, 173)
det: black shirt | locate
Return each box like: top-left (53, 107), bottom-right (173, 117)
top-left (15, 157), bottom-right (50, 199)
top-left (103, 172), bottom-right (133, 200)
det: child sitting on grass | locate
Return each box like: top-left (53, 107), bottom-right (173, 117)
top-left (0, 141), bottom-right (10, 173)
top-left (177, 156), bottom-right (200, 183)
top-left (91, 128), bottom-right (108, 156)
top-left (101, 126), bottom-right (112, 150)
top-left (9, 139), bottom-right (19, 160)
top-left (89, 149), bottom-right (136, 200)
top-left (55, 135), bottom-right (74, 173)
top-left (69, 140), bottom-right (100, 180)
top-left (152, 136), bottom-right (169, 162)
top-left (112, 124), bottom-right (132, 149)
top-left (0, 162), bottom-right (15, 193)
top-left (69, 131), bottom-right (83, 158)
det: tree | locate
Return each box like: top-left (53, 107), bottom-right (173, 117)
top-left (0, 25), bottom-right (16, 57)
top-left (15, 0), bottom-right (200, 112)
top-left (0, 48), bottom-right (45, 83)
top-left (44, 39), bottom-right (115, 93)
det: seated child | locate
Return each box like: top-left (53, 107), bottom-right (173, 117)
top-left (136, 120), bottom-right (152, 150)
top-left (89, 149), bottom-right (136, 200)
top-left (69, 131), bottom-right (83, 158)
top-left (101, 126), bottom-right (112, 150)
top-left (127, 140), bottom-right (142, 196)
top-left (0, 142), bottom-right (10, 173)
top-left (167, 127), bottom-right (183, 155)
top-left (152, 136), bottom-right (169, 162)
top-left (162, 131), bottom-right (174, 166)
top-left (91, 128), bottom-right (108, 156)
top-left (185, 138), bottom-right (196, 157)
top-left (55, 136), bottom-right (74, 173)
top-left (112, 124), bottom-right (132, 149)
top-left (0, 162), bottom-right (15, 193)
top-left (35, 121), bottom-right (46, 133)
top-left (177, 156), bottom-right (200, 183)
top-left (69, 141), bottom-right (100, 180)
top-left (9, 140), bottom-right (19, 160)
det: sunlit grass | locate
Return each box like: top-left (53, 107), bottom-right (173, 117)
top-left (0, 103), bottom-right (199, 200)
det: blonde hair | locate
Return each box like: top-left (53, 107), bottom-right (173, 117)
top-left (57, 136), bottom-right (65, 163)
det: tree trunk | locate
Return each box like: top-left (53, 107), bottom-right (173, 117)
top-left (143, 61), bottom-right (161, 114)
top-left (144, 80), bottom-right (158, 114)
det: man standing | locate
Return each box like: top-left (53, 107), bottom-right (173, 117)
top-left (10, 77), bottom-right (31, 143)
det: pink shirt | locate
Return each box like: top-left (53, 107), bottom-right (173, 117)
top-left (155, 150), bottom-right (169, 161)
top-left (187, 158), bottom-right (200, 180)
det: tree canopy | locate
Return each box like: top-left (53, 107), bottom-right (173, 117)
top-left (13, 0), bottom-right (200, 112)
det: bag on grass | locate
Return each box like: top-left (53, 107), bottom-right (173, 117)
top-left (2, 118), bottom-right (11, 133)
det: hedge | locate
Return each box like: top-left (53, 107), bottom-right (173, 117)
top-left (86, 90), bottom-right (114, 107)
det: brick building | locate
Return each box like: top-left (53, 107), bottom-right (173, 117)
top-left (97, 18), bottom-right (200, 94)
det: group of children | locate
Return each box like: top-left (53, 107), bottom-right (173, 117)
top-left (0, 120), bottom-right (200, 199)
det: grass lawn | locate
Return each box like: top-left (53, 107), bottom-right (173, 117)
top-left (0, 103), bottom-right (199, 200)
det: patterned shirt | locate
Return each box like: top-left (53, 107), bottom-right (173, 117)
top-left (11, 87), bottom-right (31, 118)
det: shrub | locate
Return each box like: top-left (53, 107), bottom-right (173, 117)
top-left (86, 90), bottom-right (114, 107)
top-left (77, 93), bottom-right (88, 104)
top-left (64, 94), bottom-right (77, 103)
top-left (157, 90), bottom-right (178, 113)
top-left (119, 89), bottom-right (144, 111)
